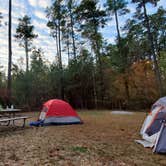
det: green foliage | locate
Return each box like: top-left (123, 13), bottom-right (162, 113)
top-left (159, 51), bottom-right (166, 78)
top-left (75, 0), bottom-right (107, 107)
top-left (47, 1), bottom-right (66, 99)
top-left (132, 0), bottom-right (160, 7)
top-left (65, 49), bottom-right (95, 108)
top-left (76, 0), bottom-right (106, 39)
top-left (15, 15), bottom-right (38, 72)
top-left (15, 15), bottom-right (37, 47)
top-left (48, 62), bottom-right (63, 99)
top-left (75, 0), bottom-right (106, 51)
top-left (106, 0), bottom-right (129, 15)
top-left (149, 7), bottom-right (166, 53)
top-left (12, 48), bottom-right (49, 108)
top-left (1, 0), bottom-right (166, 110)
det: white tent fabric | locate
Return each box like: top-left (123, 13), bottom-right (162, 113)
top-left (136, 104), bottom-right (164, 149)
top-left (139, 106), bottom-right (162, 147)
top-left (137, 106), bottom-right (162, 147)
top-left (135, 139), bottom-right (154, 148)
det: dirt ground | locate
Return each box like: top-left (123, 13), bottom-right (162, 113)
top-left (0, 111), bottom-right (165, 166)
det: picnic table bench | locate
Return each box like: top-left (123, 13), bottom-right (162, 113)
top-left (0, 109), bottom-right (30, 127)
top-left (0, 116), bottom-right (29, 127)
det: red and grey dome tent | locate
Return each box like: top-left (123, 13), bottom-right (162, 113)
top-left (30, 99), bottom-right (83, 126)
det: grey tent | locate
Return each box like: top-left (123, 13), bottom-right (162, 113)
top-left (136, 97), bottom-right (166, 153)
top-left (153, 123), bottom-right (166, 153)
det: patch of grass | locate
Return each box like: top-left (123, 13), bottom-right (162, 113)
top-left (71, 146), bottom-right (88, 153)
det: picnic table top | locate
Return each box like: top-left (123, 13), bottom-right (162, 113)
top-left (0, 109), bottom-right (22, 113)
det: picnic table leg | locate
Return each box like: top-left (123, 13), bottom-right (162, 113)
top-left (13, 118), bottom-right (26, 127)
top-left (7, 120), bottom-right (10, 126)
top-left (13, 119), bottom-right (17, 126)
top-left (22, 118), bottom-right (26, 127)
top-left (0, 120), bottom-right (10, 126)
top-left (12, 113), bottom-right (16, 125)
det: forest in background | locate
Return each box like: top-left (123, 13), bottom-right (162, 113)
top-left (0, 0), bottom-right (166, 110)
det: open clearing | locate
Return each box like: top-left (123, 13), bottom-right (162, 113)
top-left (0, 111), bottom-right (165, 166)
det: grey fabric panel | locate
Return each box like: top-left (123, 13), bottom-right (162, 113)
top-left (44, 116), bottom-right (81, 124)
top-left (146, 112), bottom-right (166, 136)
top-left (154, 123), bottom-right (166, 153)
top-left (145, 120), bottom-right (162, 136)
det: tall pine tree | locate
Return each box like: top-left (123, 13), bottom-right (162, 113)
top-left (15, 15), bottom-right (37, 72)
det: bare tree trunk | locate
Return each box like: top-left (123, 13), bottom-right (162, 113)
top-left (55, 27), bottom-right (59, 62)
top-left (7, 0), bottom-right (12, 106)
top-left (68, 0), bottom-right (76, 60)
top-left (143, 1), bottom-right (163, 97)
top-left (114, 0), bottom-right (131, 104)
top-left (91, 47), bottom-right (98, 109)
top-left (25, 38), bottom-right (29, 72)
top-left (67, 40), bottom-right (70, 63)
top-left (92, 66), bottom-right (98, 109)
top-left (124, 75), bottom-right (129, 102)
top-left (69, 7), bottom-right (76, 59)
top-left (58, 9), bottom-right (64, 100)
top-left (113, 0), bottom-right (121, 44)
top-left (92, 13), bottom-right (104, 107)
top-left (66, 27), bottom-right (70, 63)
top-left (96, 41), bottom-right (104, 107)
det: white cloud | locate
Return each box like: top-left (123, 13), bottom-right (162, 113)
top-left (13, 0), bottom-right (26, 11)
top-left (38, 0), bottom-right (51, 9)
top-left (32, 19), bottom-right (47, 30)
top-left (158, 0), bottom-right (165, 7)
top-left (0, 47), bottom-right (7, 55)
top-left (0, 8), bottom-right (8, 15)
top-left (127, 3), bottom-right (136, 14)
top-left (107, 37), bottom-right (116, 44)
top-left (13, 8), bottom-right (26, 18)
top-left (28, 0), bottom-right (37, 7)
top-left (106, 17), bottom-right (116, 26)
top-left (34, 10), bottom-right (46, 20)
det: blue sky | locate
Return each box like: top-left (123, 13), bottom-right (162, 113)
top-left (0, 0), bottom-right (165, 72)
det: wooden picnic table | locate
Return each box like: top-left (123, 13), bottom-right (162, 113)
top-left (0, 109), bottom-right (22, 118)
top-left (0, 109), bottom-right (29, 127)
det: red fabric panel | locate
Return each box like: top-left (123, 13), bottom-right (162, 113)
top-left (43, 99), bottom-right (78, 117)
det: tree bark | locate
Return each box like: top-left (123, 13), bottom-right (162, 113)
top-left (124, 75), bottom-right (130, 102)
top-left (142, 1), bottom-right (163, 97)
top-left (92, 65), bottom-right (98, 109)
top-left (95, 40), bottom-right (104, 107)
top-left (92, 12), bottom-right (104, 107)
top-left (113, 0), bottom-right (121, 44)
top-left (55, 26), bottom-right (59, 62)
top-left (113, 0), bottom-right (130, 103)
top-left (58, 3), bottom-right (64, 100)
top-left (7, 0), bottom-right (12, 106)
top-left (25, 38), bottom-right (29, 72)
top-left (69, 2), bottom-right (76, 60)
top-left (67, 33), bottom-right (70, 63)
